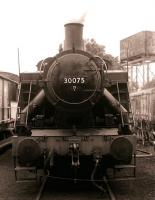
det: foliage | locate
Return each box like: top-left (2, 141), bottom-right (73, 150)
top-left (85, 38), bottom-right (120, 69)
top-left (85, 39), bottom-right (105, 57)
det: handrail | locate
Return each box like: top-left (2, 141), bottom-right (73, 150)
top-left (116, 82), bottom-right (124, 126)
top-left (25, 82), bottom-right (32, 126)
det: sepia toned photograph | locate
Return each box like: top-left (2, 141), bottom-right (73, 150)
top-left (0, 0), bottom-right (155, 199)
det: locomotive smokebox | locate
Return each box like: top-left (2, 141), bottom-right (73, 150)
top-left (64, 23), bottom-right (84, 51)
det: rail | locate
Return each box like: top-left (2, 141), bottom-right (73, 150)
top-left (0, 137), bottom-right (12, 152)
top-left (35, 175), bottom-right (116, 200)
top-left (35, 170), bottom-right (116, 200)
top-left (35, 174), bottom-right (49, 200)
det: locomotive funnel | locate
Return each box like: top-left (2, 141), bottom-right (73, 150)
top-left (64, 23), bottom-right (84, 51)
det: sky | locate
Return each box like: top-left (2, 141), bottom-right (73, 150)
top-left (0, 0), bottom-right (155, 74)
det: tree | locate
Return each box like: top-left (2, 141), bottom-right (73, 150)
top-left (85, 38), bottom-right (120, 69)
top-left (85, 39), bottom-right (105, 57)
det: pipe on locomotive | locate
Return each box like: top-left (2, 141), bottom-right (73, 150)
top-left (103, 88), bottom-right (128, 123)
top-left (20, 88), bottom-right (128, 125)
top-left (103, 88), bottom-right (127, 113)
top-left (20, 90), bottom-right (45, 124)
top-left (64, 23), bottom-right (84, 51)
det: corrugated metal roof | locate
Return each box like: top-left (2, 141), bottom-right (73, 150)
top-left (0, 71), bottom-right (19, 83)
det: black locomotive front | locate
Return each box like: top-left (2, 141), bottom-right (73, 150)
top-left (12, 23), bottom-right (136, 183)
top-left (44, 51), bottom-right (101, 106)
top-left (41, 23), bottom-right (103, 128)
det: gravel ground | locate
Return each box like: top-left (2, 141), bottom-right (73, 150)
top-left (0, 146), bottom-right (154, 200)
top-left (110, 156), bottom-right (155, 200)
top-left (0, 150), bottom-right (37, 200)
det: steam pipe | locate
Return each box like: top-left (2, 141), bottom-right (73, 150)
top-left (20, 90), bottom-right (45, 124)
top-left (103, 88), bottom-right (128, 123)
top-left (22, 89), bottom-right (45, 114)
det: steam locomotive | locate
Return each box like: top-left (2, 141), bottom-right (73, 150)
top-left (12, 23), bottom-right (136, 182)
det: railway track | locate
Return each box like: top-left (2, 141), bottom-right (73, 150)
top-left (0, 137), bottom-right (12, 152)
top-left (0, 148), bottom-right (155, 200)
top-left (35, 175), bottom-right (48, 200)
top-left (35, 175), bottom-right (116, 200)
top-left (34, 147), bottom-right (155, 200)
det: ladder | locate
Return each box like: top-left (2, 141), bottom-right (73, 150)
top-left (17, 82), bottom-right (33, 126)
top-left (14, 82), bottom-right (22, 128)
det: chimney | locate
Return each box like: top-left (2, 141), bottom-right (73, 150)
top-left (64, 23), bottom-right (84, 51)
